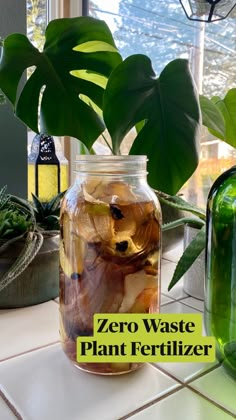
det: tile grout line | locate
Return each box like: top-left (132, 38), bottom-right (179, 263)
top-left (150, 363), bottom-right (185, 384)
top-left (161, 297), bottom-right (204, 311)
top-left (185, 384), bottom-right (236, 418)
top-left (119, 362), bottom-right (235, 420)
top-left (151, 363), bottom-right (236, 417)
top-left (184, 362), bottom-right (220, 385)
top-left (160, 301), bottom-right (176, 308)
top-left (176, 300), bottom-right (203, 311)
top-left (161, 293), bottom-right (188, 303)
top-left (150, 360), bottom-right (220, 386)
top-left (117, 384), bottom-right (183, 420)
top-left (179, 301), bottom-right (204, 312)
top-left (0, 340), bottom-right (60, 363)
top-left (162, 257), bottom-right (179, 264)
top-left (0, 389), bottom-right (23, 420)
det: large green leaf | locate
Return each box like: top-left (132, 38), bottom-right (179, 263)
top-left (200, 89), bottom-right (236, 148)
top-left (0, 17), bottom-right (122, 148)
top-left (199, 95), bottom-right (225, 140)
top-left (211, 89), bottom-right (236, 148)
top-left (103, 56), bottom-right (201, 194)
top-left (168, 225), bottom-right (206, 291)
top-left (154, 190), bottom-right (206, 220)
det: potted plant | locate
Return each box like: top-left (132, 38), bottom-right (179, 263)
top-left (0, 16), bottom-right (201, 195)
top-left (0, 187), bottom-right (65, 307)
top-left (159, 88), bottom-right (236, 298)
top-left (0, 16), bottom-right (202, 257)
top-left (0, 17), bottom-right (204, 376)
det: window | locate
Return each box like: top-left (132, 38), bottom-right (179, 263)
top-left (26, 0), bottom-right (80, 187)
top-left (27, 0), bottom-right (48, 49)
top-left (27, 0), bottom-right (48, 149)
top-left (88, 0), bottom-right (236, 206)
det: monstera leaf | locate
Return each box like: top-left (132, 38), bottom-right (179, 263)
top-left (200, 95), bottom-right (225, 140)
top-left (0, 17), bottom-right (121, 149)
top-left (201, 89), bottom-right (236, 149)
top-left (103, 56), bottom-right (201, 194)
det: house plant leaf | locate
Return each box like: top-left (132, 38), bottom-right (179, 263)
top-left (168, 225), bottom-right (206, 291)
top-left (155, 190), bottom-right (206, 220)
top-left (199, 95), bottom-right (225, 140)
top-left (201, 89), bottom-right (236, 148)
top-left (103, 56), bottom-right (201, 194)
top-left (211, 89), bottom-right (236, 148)
top-left (0, 17), bottom-right (122, 148)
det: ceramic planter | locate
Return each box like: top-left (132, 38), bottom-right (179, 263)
top-left (0, 234), bottom-right (59, 308)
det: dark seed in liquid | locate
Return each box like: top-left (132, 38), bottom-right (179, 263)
top-left (71, 272), bottom-right (81, 280)
top-left (116, 240), bottom-right (128, 252)
top-left (110, 205), bottom-right (124, 220)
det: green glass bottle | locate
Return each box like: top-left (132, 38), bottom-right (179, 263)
top-left (205, 166), bottom-right (236, 378)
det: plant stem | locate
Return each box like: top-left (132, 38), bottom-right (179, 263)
top-left (163, 217), bottom-right (205, 231)
top-left (101, 133), bottom-right (114, 154)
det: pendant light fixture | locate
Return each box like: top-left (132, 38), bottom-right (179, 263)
top-left (179, 0), bottom-right (236, 22)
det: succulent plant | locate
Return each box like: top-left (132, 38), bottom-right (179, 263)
top-left (0, 186), bottom-right (33, 240)
top-left (0, 186), bottom-right (10, 211)
top-left (0, 209), bottom-right (32, 239)
top-left (0, 187), bottom-right (65, 293)
top-left (31, 190), bottom-right (66, 231)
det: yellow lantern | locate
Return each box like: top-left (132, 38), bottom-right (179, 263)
top-left (28, 134), bottom-right (68, 202)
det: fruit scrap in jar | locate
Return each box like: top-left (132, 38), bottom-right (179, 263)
top-left (73, 201), bottom-right (114, 243)
top-left (110, 363), bottom-right (131, 373)
top-left (144, 250), bottom-right (159, 270)
top-left (130, 288), bottom-right (158, 313)
top-left (82, 178), bottom-right (117, 204)
top-left (91, 211), bottom-right (114, 243)
top-left (60, 234), bottom-right (87, 279)
top-left (80, 260), bottom-right (124, 315)
top-left (111, 201), bottom-right (156, 238)
top-left (83, 177), bottom-right (107, 199)
top-left (83, 178), bottom-right (138, 203)
top-left (132, 215), bottom-right (160, 252)
top-left (105, 181), bottom-right (138, 202)
top-left (111, 204), bottom-right (136, 237)
top-left (110, 205), bottom-right (124, 220)
top-left (62, 258), bottom-right (125, 333)
top-left (101, 236), bottom-right (141, 260)
top-left (116, 240), bottom-right (129, 252)
top-left (119, 269), bottom-right (157, 313)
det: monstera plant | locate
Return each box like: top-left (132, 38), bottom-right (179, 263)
top-left (0, 16), bottom-right (201, 194)
top-left (200, 88), bottom-right (236, 149)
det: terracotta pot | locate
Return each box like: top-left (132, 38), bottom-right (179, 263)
top-left (0, 234), bottom-right (59, 308)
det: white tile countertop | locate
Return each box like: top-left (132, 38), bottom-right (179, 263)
top-left (0, 243), bottom-right (235, 420)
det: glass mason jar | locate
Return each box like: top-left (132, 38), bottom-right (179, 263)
top-left (205, 166), bottom-right (236, 379)
top-left (59, 156), bottom-right (161, 375)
